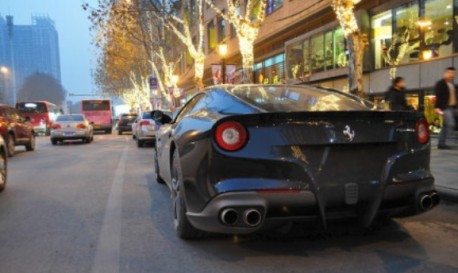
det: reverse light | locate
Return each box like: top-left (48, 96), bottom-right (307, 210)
top-left (416, 119), bottom-right (430, 144)
top-left (77, 123), bottom-right (87, 129)
top-left (215, 121), bottom-right (248, 151)
top-left (52, 124), bottom-right (61, 130)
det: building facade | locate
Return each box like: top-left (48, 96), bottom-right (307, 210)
top-left (0, 15), bottom-right (61, 105)
top-left (178, 0), bottom-right (458, 122)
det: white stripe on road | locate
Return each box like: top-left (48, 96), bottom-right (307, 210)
top-left (92, 144), bottom-right (128, 273)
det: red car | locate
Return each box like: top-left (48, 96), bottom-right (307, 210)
top-left (0, 105), bottom-right (35, 157)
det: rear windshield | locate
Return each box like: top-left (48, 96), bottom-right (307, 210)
top-left (16, 102), bottom-right (47, 113)
top-left (141, 112), bottom-right (151, 119)
top-left (229, 85), bottom-right (372, 112)
top-left (57, 115), bottom-right (84, 122)
top-left (82, 100), bottom-right (110, 111)
top-left (121, 114), bottom-right (137, 120)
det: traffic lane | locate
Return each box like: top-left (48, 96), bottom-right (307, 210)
top-left (119, 149), bottom-right (458, 273)
top-left (0, 135), bottom-right (128, 273)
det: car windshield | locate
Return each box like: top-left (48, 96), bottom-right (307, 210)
top-left (121, 114), bottom-right (137, 121)
top-left (56, 115), bottom-right (84, 122)
top-left (229, 85), bottom-right (372, 112)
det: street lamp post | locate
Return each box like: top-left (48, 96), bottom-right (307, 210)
top-left (219, 44), bottom-right (228, 84)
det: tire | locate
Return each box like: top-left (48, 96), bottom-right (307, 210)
top-left (51, 139), bottom-right (58, 145)
top-left (25, 134), bottom-right (36, 151)
top-left (106, 129), bottom-right (112, 135)
top-left (136, 139), bottom-right (143, 148)
top-left (154, 148), bottom-right (165, 184)
top-left (6, 134), bottom-right (15, 157)
top-left (0, 148), bottom-right (7, 192)
top-left (118, 130), bottom-right (122, 135)
top-left (84, 137), bottom-right (91, 144)
top-left (171, 149), bottom-right (203, 239)
top-left (132, 134), bottom-right (136, 140)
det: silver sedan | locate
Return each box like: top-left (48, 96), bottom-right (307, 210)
top-left (50, 114), bottom-right (94, 145)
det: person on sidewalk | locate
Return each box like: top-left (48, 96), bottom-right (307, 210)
top-left (434, 67), bottom-right (457, 149)
top-left (385, 77), bottom-right (409, 111)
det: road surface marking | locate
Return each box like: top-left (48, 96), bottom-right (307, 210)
top-left (91, 145), bottom-right (128, 273)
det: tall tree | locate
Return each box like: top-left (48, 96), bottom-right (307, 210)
top-left (332, 0), bottom-right (368, 97)
top-left (17, 73), bottom-right (66, 105)
top-left (206, 0), bottom-right (268, 83)
top-left (150, 0), bottom-right (206, 90)
top-left (84, 0), bottom-right (180, 111)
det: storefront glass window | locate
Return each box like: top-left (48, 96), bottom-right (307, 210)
top-left (324, 30), bottom-right (334, 70)
top-left (423, 0), bottom-right (453, 59)
top-left (334, 27), bottom-right (347, 68)
top-left (302, 39), bottom-right (311, 78)
top-left (311, 33), bottom-right (325, 73)
top-left (286, 42), bottom-right (303, 79)
top-left (372, 10), bottom-right (392, 69)
top-left (393, 3), bottom-right (420, 64)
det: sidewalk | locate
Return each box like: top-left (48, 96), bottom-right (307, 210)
top-left (430, 137), bottom-right (458, 203)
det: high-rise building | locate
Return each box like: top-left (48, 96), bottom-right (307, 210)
top-left (0, 15), bottom-right (61, 105)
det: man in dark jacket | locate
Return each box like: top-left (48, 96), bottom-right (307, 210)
top-left (385, 77), bottom-right (409, 111)
top-left (435, 67), bottom-right (457, 149)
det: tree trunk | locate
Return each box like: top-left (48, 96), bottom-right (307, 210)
top-left (348, 32), bottom-right (367, 98)
top-left (239, 37), bottom-right (255, 84)
top-left (194, 57), bottom-right (205, 90)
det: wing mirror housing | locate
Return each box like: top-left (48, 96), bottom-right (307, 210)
top-left (151, 110), bottom-right (172, 124)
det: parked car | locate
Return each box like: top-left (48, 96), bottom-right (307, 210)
top-left (0, 105), bottom-right (35, 157)
top-left (0, 135), bottom-right (7, 192)
top-left (116, 113), bottom-right (138, 135)
top-left (153, 85), bottom-right (438, 239)
top-left (50, 114), bottom-right (94, 145)
top-left (132, 111), bottom-right (171, 148)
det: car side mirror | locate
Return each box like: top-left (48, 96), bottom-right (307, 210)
top-left (151, 110), bottom-right (172, 124)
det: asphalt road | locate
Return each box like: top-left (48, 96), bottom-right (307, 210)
top-left (0, 134), bottom-right (457, 273)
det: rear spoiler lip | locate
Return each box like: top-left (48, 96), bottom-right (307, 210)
top-left (216, 111), bottom-right (424, 125)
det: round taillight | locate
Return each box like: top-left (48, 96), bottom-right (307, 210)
top-left (416, 119), bottom-right (430, 144)
top-left (215, 121), bottom-right (248, 151)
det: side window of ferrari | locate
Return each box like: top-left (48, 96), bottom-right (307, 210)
top-left (175, 94), bottom-right (205, 123)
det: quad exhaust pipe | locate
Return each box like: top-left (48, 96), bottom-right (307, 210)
top-left (243, 209), bottom-right (262, 227)
top-left (419, 192), bottom-right (440, 211)
top-left (220, 208), bottom-right (263, 227)
top-left (220, 209), bottom-right (239, 226)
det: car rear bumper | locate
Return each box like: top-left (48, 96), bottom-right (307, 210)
top-left (117, 126), bottom-right (132, 131)
top-left (51, 130), bottom-right (90, 139)
top-left (186, 177), bottom-right (437, 235)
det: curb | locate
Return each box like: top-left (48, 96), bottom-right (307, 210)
top-left (436, 186), bottom-right (458, 203)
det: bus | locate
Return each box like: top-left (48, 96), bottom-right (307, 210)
top-left (16, 101), bottom-right (60, 135)
top-left (81, 99), bottom-right (113, 134)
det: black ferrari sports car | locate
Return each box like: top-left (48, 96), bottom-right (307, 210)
top-left (153, 84), bottom-right (438, 239)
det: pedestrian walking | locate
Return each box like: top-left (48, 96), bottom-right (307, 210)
top-left (434, 67), bottom-right (457, 149)
top-left (385, 77), bottom-right (409, 111)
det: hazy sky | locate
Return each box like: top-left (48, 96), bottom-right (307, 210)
top-left (1, 0), bottom-right (98, 99)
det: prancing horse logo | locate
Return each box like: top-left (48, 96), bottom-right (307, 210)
top-left (343, 125), bottom-right (355, 142)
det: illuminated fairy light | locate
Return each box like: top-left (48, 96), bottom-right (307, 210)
top-left (206, 0), bottom-right (267, 83)
top-left (161, 0), bottom-right (206, 89)
top-left (332, 0), bottom-right (361, 37)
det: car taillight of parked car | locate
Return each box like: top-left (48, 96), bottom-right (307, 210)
top-left (416, 119), bottom-right (430, 144)
top-left (139, 120), bottom-right (151, 127)
top-left (77, 124), bottom-right (87, 129)
top-left (215, 121), bottom-right (248, 151)
top-left (52, 124), bottom-right (61, 130)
